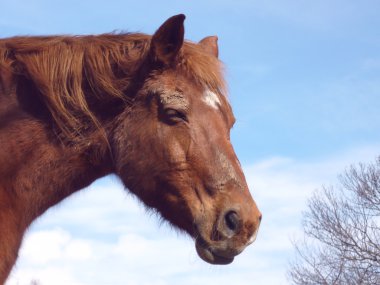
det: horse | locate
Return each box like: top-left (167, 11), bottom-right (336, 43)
top-left (0, 14), bottom-right (261, 283)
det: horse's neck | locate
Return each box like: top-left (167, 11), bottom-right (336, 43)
top-left (2, 124), bottom-right (112, 220)
top-left (0, 104), bottom-right (112, 282)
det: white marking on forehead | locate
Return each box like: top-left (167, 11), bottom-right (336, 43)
top-left (203, 89), bottom-right (221, 109)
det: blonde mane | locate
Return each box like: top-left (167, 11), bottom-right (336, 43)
top-left (0, 33), bottom-right (226, 140)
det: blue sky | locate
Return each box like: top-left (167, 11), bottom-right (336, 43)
top-left (2, 1), bottom-right (380, 285)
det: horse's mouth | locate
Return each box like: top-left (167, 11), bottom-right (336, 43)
top-left (195, 238), bottom-right (234, 265)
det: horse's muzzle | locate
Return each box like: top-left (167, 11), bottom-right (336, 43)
top-left (195, 237), bottom-right (236, 265)
top-left (194, 207), bottom-right (261, 265)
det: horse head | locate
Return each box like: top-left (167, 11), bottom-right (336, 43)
top-left (112, 14), bottom-right (261, 265)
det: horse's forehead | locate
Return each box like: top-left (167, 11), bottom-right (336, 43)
top-left (147, 72), bottom-right (234, 124)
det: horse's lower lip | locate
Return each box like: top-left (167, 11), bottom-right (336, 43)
top-left (195, 239), bottom-right (234, 265)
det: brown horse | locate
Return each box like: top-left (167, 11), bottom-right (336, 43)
top-left (0, 14), bottom-right (261, 283)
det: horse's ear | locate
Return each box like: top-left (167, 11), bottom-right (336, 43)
top-left (150, 14), bottom-right (185, 66)
top-left (199, 36), bottom-right (219, 58)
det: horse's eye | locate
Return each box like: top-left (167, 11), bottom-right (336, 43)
top-left (164, 108), bottom-right (187, 123)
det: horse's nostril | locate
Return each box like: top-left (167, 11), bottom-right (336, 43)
top-left (224, 211), bottom-right (239, 232)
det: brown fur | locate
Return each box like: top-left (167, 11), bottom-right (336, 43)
top-left (0, 15), bottom-right (260, 284)
top-left (0, 33), bottom-right (225, 141)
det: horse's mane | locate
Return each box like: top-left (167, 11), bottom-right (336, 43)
top-left (0, 33), bottom-right (225, 140)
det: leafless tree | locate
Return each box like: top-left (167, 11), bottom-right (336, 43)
top-left (288, 156), bottom-right (380, 285)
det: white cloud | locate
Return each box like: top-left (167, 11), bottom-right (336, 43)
top-left (64, 239), bottom-right (93, 261)
top-left (20, 228), bottom-right (92, 264)
top-left (7, 267), bottom-right (86, 285)
top-left (6, 145), bottom-right (379, 285)
top-left (21, 229), bottom-right (71, 264)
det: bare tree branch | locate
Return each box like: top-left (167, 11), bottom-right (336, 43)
top-left (288, 156), bottom-right (380, 285)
